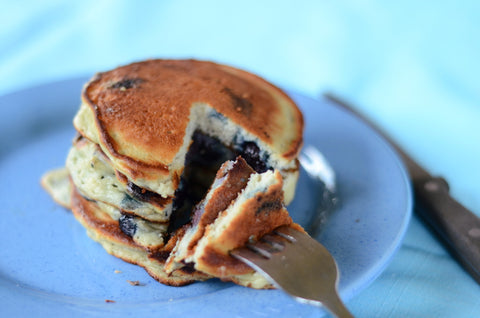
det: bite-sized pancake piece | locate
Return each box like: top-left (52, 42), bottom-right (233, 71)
top-left (74, 59), bottom-right (303, 202)
top-left (67, 136), bottom-right (172, 222)
top-left (168, 160), bottom-right (302, 289)
top-left (192, 169), bottom-right (295, 288)
top-left (70, 186), bottom-right (209, 286)
top-left (165, 157), bottom-right (255, 273)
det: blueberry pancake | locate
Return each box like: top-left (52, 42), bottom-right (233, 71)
top-left (74, 59), bottom-right (303, 204)
top-left (166, 157), bottom-right (304, 289)
top-left (42, 59), bottom-right (306, 289)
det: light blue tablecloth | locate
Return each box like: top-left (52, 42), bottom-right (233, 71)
top-left (1, 1), bottom-right (479, 316)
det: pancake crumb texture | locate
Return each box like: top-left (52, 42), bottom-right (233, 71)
top-left (41, 59), bottom-right (308, 289)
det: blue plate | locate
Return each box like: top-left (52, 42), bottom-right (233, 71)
top-left (0, 78), bottom-right (412, 317)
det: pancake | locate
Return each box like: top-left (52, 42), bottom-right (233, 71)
top-left (74, 59), bottom-right (303, 204)
top-left (166, 157), bottom-right (303, 289)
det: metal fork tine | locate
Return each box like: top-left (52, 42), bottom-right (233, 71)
top-left (260, 233), bottom-right (287, 250)
top-left (274, 226), bottom-right (297, 242)
top-left (234, 246), bottom-right (268, 262)
top-left (246, 241), bottom-right (274, 259)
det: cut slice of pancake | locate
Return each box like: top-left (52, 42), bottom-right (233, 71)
top-left (165, 157), bottom-right (255, 273)
top-left (166, 157), bottom-right (304, 289)
top-left (74, 59), bottom-right (303, 204)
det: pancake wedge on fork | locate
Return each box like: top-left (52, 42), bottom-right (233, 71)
top-left (42, 59), bottom-right (307, 289)
top-left (165, 157), bottom-right (304, 289)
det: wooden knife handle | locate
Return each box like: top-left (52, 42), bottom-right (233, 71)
top-left (415, 176), bottom-right (480, 283)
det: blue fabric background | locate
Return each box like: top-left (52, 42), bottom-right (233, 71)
top-left (1, 1), bottom-right (479, 316)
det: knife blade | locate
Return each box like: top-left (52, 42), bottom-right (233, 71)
top-left (325, 93), bottom-right (480, 284)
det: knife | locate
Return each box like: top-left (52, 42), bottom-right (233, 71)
top-left (325, 93), bottom-right (480, 285)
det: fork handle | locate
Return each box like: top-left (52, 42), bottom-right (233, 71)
top-left (316, 292), bottom-right (354, 318)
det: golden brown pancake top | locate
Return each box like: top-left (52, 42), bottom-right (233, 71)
top-left (83, 59), bottom-right (303, 167)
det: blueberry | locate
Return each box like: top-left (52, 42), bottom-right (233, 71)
top-left (127, 181), bottom-right (154, 202)
top-left (110, 78), bottom-right (144, 90)
top-left (208, 110), bottom-right (227, 123)
top-left (119, 214), bottom-right (137, 237)
top-left (255, 200), bottom-right (282, 215)
top-left (240, 141), bottom-right (269, 173)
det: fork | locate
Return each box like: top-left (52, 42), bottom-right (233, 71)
top-left (231, 225), bottom-right (353, 318)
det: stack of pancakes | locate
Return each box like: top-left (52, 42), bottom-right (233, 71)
top-left (42, 59), bottom-right (304, 288)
